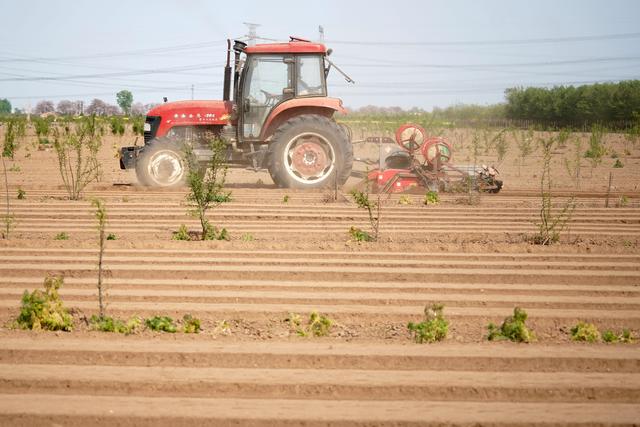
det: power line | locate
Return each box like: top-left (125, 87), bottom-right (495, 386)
top-left (0, 62), bottom-right (220, 82)
top-left (0, 40), bottom-right (229, 64)
top-left (324, 32), bottom-right (640, 47)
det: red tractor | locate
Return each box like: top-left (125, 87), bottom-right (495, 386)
top-left (120, 37), bottom-right (354, 189)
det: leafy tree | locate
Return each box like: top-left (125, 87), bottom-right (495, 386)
top-left (34, 100), bottom-right (55, 115)
top-left (52, 115), bottom-right (104, 200)
top-left (584, 124), bottom-right (607, 176)
top-left (85, 99), bottom-right (119, 116)
top-left (0, 98), bottom-right (11, 115)
top-left (116, 90), bottom-right (133, 116)
top-left (56, 100), bottom-right (79, 116)
top-left (130, 102), bottom-right (146, 116)
top-left (185, 138), bottom-right (231, 240)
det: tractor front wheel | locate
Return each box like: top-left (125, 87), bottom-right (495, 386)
top-left (268, 115), bottom-right (353, 189)
top-left (135, 140), bottom-right (187, 188)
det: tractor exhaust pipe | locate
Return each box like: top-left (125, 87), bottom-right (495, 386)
top-left (232, 40), bottom-right (247, 101)
top-left (223, 39), bottom-right (232, 101)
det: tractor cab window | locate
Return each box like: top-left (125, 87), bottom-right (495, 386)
top-left (296, 55), bottom-right (325, 97)
top-left (242, 54), bottom-right (292, 139)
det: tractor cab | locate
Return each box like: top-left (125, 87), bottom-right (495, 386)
top-left (229, 38), bottom-right (332, 141)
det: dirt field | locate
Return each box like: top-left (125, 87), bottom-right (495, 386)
top-left (0, 128), bottom-right (639, 426)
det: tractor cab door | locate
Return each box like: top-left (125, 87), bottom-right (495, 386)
top-left (240, 54), bottom-right (293, 140)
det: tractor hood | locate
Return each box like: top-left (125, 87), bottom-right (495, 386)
top-left (148, 100), bottom-right (233, 126)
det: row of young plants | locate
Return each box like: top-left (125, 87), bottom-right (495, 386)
top-left (15, 275), bottom-right (202, 334)
top-left (407, 304), bottom-right (635, 344)
top-left (14, 281), bottom-right (635, 345)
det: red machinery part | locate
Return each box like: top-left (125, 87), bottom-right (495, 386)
top-left (395, 124), bottom-right (426, 152)
top-left (421, 137), bottom-right (452, 166)
top-left (368, 169), bottom-right (421, 193)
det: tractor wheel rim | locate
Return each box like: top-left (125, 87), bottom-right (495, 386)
top-left (148, 150), bottom-right (184, 186)
top-left (284, 132), bottom-right (335, 184)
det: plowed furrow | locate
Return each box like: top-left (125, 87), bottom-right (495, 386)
top-left (2, 364), bottom-right (638, 402)
top-left (0, 394), bottom-right (637, 426)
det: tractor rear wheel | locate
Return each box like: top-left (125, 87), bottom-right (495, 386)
top-left (135, 140), bottom-right (187, 188)
top-left (268, 115), bottom-right (353, 189)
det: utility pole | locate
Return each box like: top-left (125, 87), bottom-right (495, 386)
top-left (318, 25), bottom-right (324, 42)
top-left (191, 84), bottom-right (194, 100)
top-left (243, 22), bottom-right (260, 46)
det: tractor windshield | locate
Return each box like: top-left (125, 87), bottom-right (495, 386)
top-left (242, 54), bottom-right (293, 138)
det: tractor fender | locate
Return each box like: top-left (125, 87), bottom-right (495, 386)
top-left (260, 97), bottom-right (347, 140)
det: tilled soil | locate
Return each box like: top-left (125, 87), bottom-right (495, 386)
top-left (0, 130), bottom-right (639, 426)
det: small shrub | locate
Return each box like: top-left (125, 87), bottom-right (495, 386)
top-left (570, 322), bottom-right (600, 342)
top-left (204, 222), bottom-right (229, 241)
top-left (407, 303), bottom-right (449, 343)
top-left (89, 315), bottom-right (141, 334)
top-left (214, 319), bottom-right (231, 335)
top-left (349, 226), bottom-right (372, 242)
top-left (145, 315), bottom-right (177, 333)
top-left (182, 314), bottom-right (201, 333)
top-left (398, 195), bottom-right (413, 205)
top-left (282, 194), bottom-right (290, 203)
top-left (602, 330), bottom-right (617, 343)
top-left (241, 233), bottom-right (254, 242)
top-left (487, 307), bottom-right (535, 343)
top-left (16, 275), bottom-right (73, 331)
top-left (172, 224), bottom-right (191, 241)
top-left (424, 191), bottom-right (439, 205)
top-left (106, 233), bottom-right (117, 240)
top-left (307, 311), bottom-right (333, 337)
top-left (601, 329), bottom-right (634, 343)
top-left (613, 159), bottom-right (624, 168)
top-left (17, 188), bottom-right (26, 200)
top-left (617, 195), bottom-right (630, 207)
top-left (54, 232), bottom-right (69, 240)
top-left (290, 312), bottom-right (333, 337)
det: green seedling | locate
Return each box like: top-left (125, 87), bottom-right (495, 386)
top-left (172, 224), bottom-right (191, 241)
top-left (348, 226), bottom-right (373, 242)
top-left (182, 314), bottom-right (201, 333)
top-left (54, 232), bottom-right (69, 240)
top-left (17, 188), bottom-right (25, 199)
top-left (424, 191), bottom-right (439, 205)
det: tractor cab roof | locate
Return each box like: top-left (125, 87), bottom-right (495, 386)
top-left (244, 39), bottom-right (327, 55)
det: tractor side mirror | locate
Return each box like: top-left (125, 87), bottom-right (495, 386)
top-left (243, 98), bottom-right (250, 112)
top-left (282, 88), bottom-right (294, 99)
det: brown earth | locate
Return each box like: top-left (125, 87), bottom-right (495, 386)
top-left (0, 127), bottom-right (639, 426)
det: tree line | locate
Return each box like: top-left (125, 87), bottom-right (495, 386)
top-left (504, 80), bottom-right (640, 128)
top-left (0, 90), bottom-right (159, 117)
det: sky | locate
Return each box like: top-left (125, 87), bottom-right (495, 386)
top-left (1, 0), bottom-right (639, 112)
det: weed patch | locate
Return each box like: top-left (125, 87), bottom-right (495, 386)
top-left (172, 224), bottom-right (191, 241)
top-left (424, 191), bottom-right (439, 205)
top-left (288, 311), bottom-right (333, 337)
top-left (487, 307), bottom-right (535, 343)
top-left (407, 303), bottom-right (448, 343)
top-left (348, 226), bottom-right (373, 242)
top-left (571, 322), bottom-right (600, 342)
top-left (145, 315), bottom-right (177, 333)
top-left (89, 315), bottom-right (141, 334)
top-left (182, 314), bottom-right (201, 333)
top-left (15, 275), bottom-right (73, 331)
